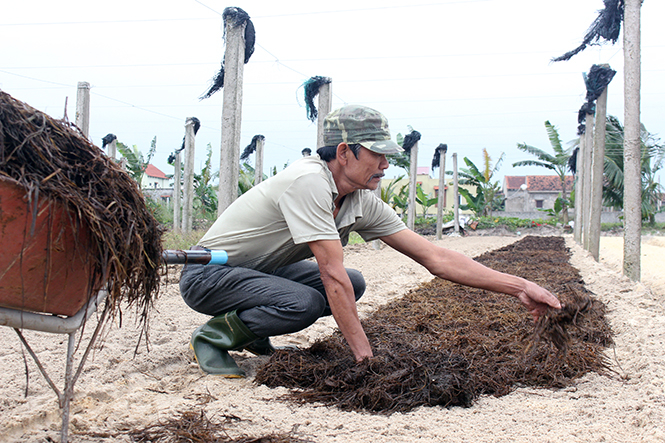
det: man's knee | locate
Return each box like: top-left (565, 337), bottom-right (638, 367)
top-left (293, 289), bottom-right (327, 320)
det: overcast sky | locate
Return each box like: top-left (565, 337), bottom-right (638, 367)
top-left (1, 0), bottom-right (663, 185)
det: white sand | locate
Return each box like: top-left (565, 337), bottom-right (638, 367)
top-left (1, 234), bottom-right (664, 442)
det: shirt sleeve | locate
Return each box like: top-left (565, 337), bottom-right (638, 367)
top-left (278, 173), bottom-right (341, 244)
top-left (353, 191), bottom-right (407, 241)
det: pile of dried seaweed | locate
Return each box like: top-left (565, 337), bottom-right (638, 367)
top-left (0, 90), bottom-right (163, 336)
top-left (256, 236), bottom-right (613, 413)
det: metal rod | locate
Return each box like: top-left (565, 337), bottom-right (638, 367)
top-left (13, 328), bottom-right (62, 400)
top-left (161, 249), bottom-right (228, 265)
top-left (0, 289), bottom-right (107, 334)
top-left (60, 331), bottom-right (76, 442)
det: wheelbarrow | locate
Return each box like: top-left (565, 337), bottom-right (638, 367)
top-left (0, 176), bottom-right (225, 442)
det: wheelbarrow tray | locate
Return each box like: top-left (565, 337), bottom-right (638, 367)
top-left (0, 176), bottom-right (100, 317)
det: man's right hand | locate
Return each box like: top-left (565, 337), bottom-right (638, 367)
top-left (308, 239), bottom-right (373, 362)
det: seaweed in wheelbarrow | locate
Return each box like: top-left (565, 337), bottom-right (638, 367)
top-left (0, 90), bottom-right (163, 344)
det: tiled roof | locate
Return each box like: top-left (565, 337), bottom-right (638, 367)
top-left (144, 164), bottom-right (167, 179)
top-left (504, 175), bottom-right (574, 192)
top-left (527, 175), bottom-right (574, 191)
top-left (504, 176), bottom-right (526, 190)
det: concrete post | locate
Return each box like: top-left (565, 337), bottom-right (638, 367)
top-left (453, 153), bottom-right (460, 234)
top-left (217, 16), bottom-right (246, 215)
top-left (254, 136), bottom-right (264, 185)
top-left (316, 81), bottom-right (332, 149)
top-left (623, 0), bottom-right (642, 281)
top-left (75, 81), bottom-right (90, 138)
top-left (589, 86), bottom-right (609, 261)
top-left (582, 113), bottom-right (594, 251)
top-left (182, 118), bottom-right (196, 233)
top-left (173, 152), bottom-right (182, 234)
top-left (407, 142), bottom-right (418, 231)
top-left (436, 149), bottom-right (447, 240)
top-left (573, 134), bottom-right (585, 244)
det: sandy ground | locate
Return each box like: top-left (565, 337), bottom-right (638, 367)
top-left (1, 233), bottom-right (664, 443)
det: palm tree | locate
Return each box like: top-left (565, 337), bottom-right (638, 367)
top-left (600, 115), bottom-right (664, 224)
top-left (458, 149), bottom-right (504, 217)
top-left (513, 121), bottom-right (571, 224)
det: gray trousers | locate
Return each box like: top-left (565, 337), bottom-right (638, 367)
top-left (179, 260), bottom-right (366, 338)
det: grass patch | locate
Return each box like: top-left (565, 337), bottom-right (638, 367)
top-left (348, 231), bottom-right (365, 245)
top-left (162, 229), bottom-right (206, 250)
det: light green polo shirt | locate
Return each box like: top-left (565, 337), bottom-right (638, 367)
top-left (199, 155), bottom-right (406, 273)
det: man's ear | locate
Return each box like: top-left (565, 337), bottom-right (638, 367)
top-left (336, 143), bottom-right (350, 165)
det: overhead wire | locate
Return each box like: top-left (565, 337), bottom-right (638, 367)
top-left (1, 1), bottom-right (657, 162)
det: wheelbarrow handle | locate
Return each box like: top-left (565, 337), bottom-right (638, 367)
top-left (162, 249), bottom-right (228, 265)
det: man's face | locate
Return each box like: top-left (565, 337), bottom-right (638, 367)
top-left (345, 145), bottom-right (390, 191)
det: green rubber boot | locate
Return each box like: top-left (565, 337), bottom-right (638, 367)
top-left (243, 337), bottom-right (298, 356)
top-left (190, 310), bottom-right (259, 378)
top-left (243, 337), bottom-right (277, 356)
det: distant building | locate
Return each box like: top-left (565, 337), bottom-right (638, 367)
top-left (140, 164), bottom-right (173, 204)
top-left (503, 175), bottom-right (574, 212)
top-left (141, 164), bottom-right (170, 190)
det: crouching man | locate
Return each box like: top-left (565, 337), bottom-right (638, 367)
top-left (180, 105), bottom-right (561, 377)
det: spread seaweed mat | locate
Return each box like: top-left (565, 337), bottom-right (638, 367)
top-left (256, 236), bottom-right (612, 413)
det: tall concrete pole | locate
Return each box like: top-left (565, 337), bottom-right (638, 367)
top-left (407, 142), bottom-right (419, 231)
top-left (573, 134), bottom-right (586, 244)
top-left (107, 137), bottom-right (117, 160)
top-left (75, 81), bottom-right (90, 138)
top-left (623, 0), bottom-right (642, 281)
top-left (217, 16), bottom-right (246, 216)
top-left (254, 136), bottom-right (264, 185)
top-left (316, 80), bottom-right (332, 149)
top-left (436, 148), bottom-right (447, 240)
top-left (582, 113), bottom-right (594, 251)
top-left (589, 86), bottom-right (609, 261)
top-left (453, 153), bottom-right (460, 234)
top-left (182, 118), bottom-right (196, 233)
top-left (173, 152), bottom-right (182, 234)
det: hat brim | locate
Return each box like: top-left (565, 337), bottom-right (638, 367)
top-left (359, 140), bottom-right (404, 155)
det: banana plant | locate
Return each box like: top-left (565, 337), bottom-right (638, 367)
top-left (116, 136), bottom-right (157, 185)
top-left (381, 175), bottom-right (405, 207)
top-left (415, 183), bottom-right (438, 217)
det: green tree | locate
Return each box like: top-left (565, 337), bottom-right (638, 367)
top-left (599, 115), bottom-right (665, 224)
top-left (116, 136), bottom-right (157, 185)
top-left (458, 149), bottom-right (504, 217)
top-left (513, 121), bottom-right (571, 224)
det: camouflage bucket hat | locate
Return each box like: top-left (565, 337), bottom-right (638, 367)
top-left (323, 105), bottom-right (403, 154)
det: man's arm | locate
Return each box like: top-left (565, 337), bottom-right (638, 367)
top-left (308, 239), bottom-right (373, 361)
top-left (380, 229), bottom-right (561, 320)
